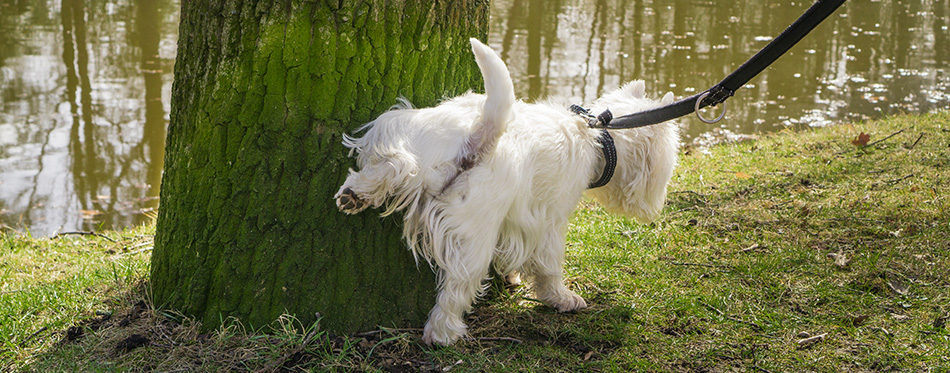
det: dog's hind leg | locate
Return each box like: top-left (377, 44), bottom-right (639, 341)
top-left (421, 232), bottom-right (496, 346)
top-left (525, 230), bottom-right (588, 313)
top-left (505, 271), bottom-right (522, 286)
top-left (334, 152), bottom-right (418, 215)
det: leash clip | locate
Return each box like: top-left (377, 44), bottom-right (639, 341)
top-left (570, 104), bottom-right (599, 128)
top-left (570, 104), bottom-right (613, 128)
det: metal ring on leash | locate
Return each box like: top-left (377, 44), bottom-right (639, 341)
top-left (695, 91), bottom-right (726, 124)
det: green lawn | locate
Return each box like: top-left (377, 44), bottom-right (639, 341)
top-left (3, 111), bottom-right (949, 371)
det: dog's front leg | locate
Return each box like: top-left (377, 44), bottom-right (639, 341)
top-left (526, 231), bottom-right (588, 313)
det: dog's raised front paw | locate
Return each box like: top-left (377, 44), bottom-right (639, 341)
top-left (335, 187), bottom-right (368, 214)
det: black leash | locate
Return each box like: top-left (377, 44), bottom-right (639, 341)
top-left (582, 0), bottom-right (846, 129)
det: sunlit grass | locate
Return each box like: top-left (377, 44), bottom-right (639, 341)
top-left (558, 110), bottom-right (950, 370)
top-left (4, 111), bottom-right (950, 371)
top-left (0, 226), bottom-right (153, 368)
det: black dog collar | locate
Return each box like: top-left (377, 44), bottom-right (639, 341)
top-left (568, 105), bottom-right (617, 189)
top-left (588, 129), bottom-right (616, 189)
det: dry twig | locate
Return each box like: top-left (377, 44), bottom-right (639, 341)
top-left (466, 336), bottom-right (524, 344)
top-left (20, 326), bottom-right (49, 347)
top-left (356, 328), bottom-right (422, 337)
top-left (796, 333), bottom-right (827, 347)
top-left (670, 262), bottom-right (734, 270)
top-left (906, 132), bottom-right (925, 149)
top-left (51, 231), bottom-right (116, 243)
top-left (866, 129), bottom-right (904, 148)
top-left (885, 174), bottom-right (915, 185)
top-left (835, 129), bottom-right (904, 155)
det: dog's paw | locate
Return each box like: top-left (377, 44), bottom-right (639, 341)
top-left (335, 187), bottom-right (368, 214)
top-left (505, 272), bottom-right (522, 287)
top-left (422, 322), bottom-right (464, 347)
top-left (422, 327), bottom-right (459, 347)
top-left (549, 292), bottom-right (588, 313)
top-left (421, 307), bottom-right (467, 346)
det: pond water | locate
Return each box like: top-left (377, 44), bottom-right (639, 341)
top-left (1, 0), bottom-right (948, 234)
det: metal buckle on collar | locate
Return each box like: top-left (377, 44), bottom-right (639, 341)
top-left (570, 104), bottom-right (613, 128)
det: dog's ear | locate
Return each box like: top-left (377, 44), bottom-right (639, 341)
top-left (660, 91), bottom-right (674, 105)
top-left (621, 80), bottom-right (646, 98)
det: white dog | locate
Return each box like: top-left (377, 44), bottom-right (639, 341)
top-left (334, 38), bottom-right (679, 346)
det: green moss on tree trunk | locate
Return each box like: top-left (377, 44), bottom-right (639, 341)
top-left (151, 0), bottom-right (489, 333)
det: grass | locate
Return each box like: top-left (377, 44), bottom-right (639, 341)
top-left (0, 226), bottom-right (153, 369)
top-left (3, 111), bottom-right (949, 371)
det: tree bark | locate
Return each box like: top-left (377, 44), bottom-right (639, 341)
top-left (151, 0), bottom-right (489, 334)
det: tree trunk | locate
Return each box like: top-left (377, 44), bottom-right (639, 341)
top-left (151, 0), bottom-right (489, 334)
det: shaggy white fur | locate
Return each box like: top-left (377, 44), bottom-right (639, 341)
top-left (335, 38), bottom-right (680, 346)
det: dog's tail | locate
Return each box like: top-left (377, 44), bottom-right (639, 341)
top-left (457, 38), bottom-right (515, 170)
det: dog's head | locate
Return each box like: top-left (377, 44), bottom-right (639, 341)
top-left (585, 80), bottom-right (680, 224)
top-left (590, 80), bottom-right (674, 116)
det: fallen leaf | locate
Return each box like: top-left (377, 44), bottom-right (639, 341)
top-left (835, 255), bottom-right (850, 267)
top-left (852, 132), bottom-right (871, 147)
top-left (887, 277), bottom-right (909, 295)
top-left (828, 251), bottom-right (850, 268)
top-left (890, 313), bottom-right (910, 322)
top-left (852, 314), bottom-right (870, 326)
top-left (934, 315), bottom-right (948, 329)
top-left (740, 243), bottom-right (761, 253)
top-left (442, 359), bottom-right (464, 372)
top-left (734, 171), bottom-right (752, 179)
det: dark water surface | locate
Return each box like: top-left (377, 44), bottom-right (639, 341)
top-left (1, 0), bottom-right (948, 234)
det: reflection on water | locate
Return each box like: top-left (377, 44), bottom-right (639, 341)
top-left (0, 0), bottom-right (948, 234)
top-left (489, 0), bottom-right (950, 139)
top-left (0, 0), bottom-right (177, 234)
